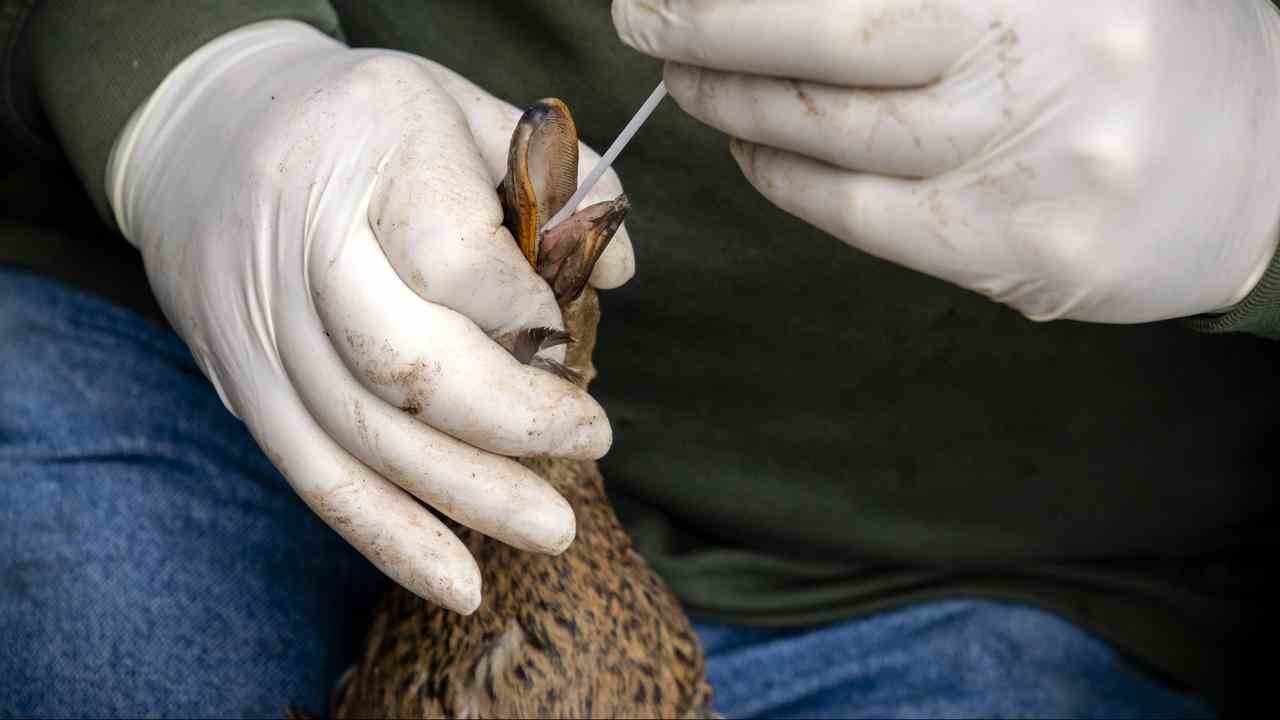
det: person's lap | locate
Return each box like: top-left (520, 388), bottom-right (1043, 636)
top-left (0, 267), bottom-right (387, 715)
top-left (695, 603), bottom-right (1212, 718)
top-left (0, 267), bottom-right (1212, 718)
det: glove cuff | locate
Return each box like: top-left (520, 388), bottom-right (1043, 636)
top-left (23, 0), bottom-right (342, 229)
top-left (1186, 240), bottom-right (1280, 339)
top-left (107, 20), bottom-right (344, 248)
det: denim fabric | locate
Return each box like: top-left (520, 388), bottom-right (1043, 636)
top-left (0, 267), bottom-right (1213, 718)
top-left (695, 602), bottom-right (1212, 719)
top-left (0, 267), bottom-right (387, 717)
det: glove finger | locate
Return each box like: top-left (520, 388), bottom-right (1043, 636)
top-left (362, 62), bottom-right (563, 339)
top-left (317, 216), bottom-right (611, 459)
top-left (664, 62), bottom-right (998, 178)
top-left (247, 373), bottom-right (482, 614)
top-left (728, 137), bottom-right (989, 290)
top-left (276, 275), bottom-right (578, 557)
top-left (420, 59), bottom-right (636, 290)
top-left (731, 138), bottom-right (1138, 320)
top-left (613, 0), bottom-right (992, 87)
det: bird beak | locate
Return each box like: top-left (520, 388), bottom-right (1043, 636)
top-left (498, 98), bottom-right (629, 305)
top-left (536, 195), bottom-right (629, 302)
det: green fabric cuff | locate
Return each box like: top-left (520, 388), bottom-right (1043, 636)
top-left (1185, 243), bottom-right (1280, 339)
top-left (20, 0), bottom-right (343, 227)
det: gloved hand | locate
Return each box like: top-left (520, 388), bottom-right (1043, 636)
top-left (106, 20), bottom-right (634, 613)
top-left (614, 0), bottom-right (1280, 322)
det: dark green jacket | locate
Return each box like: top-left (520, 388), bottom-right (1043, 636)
top-left (2, 1), bottom-right (1276, 711)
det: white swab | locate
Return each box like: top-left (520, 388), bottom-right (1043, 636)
top-left (542, 81), bottom-right (668, 232)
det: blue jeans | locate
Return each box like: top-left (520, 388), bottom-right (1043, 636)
top-left (0, 267), bottom-right (1212, 718)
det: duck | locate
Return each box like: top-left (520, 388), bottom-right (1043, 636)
top-left (329, 98), bottom-right (717, 719)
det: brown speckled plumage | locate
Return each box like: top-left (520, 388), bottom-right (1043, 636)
top-left (332, 289), bottom-right (716, 719)
top-left (330, 97), bottom-right (715, 718)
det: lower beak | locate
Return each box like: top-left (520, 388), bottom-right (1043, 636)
top-left (537, 195), bottom-right (630, 303)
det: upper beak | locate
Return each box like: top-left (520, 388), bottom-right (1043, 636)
top-left (498, 99), bottom-right (629, 305)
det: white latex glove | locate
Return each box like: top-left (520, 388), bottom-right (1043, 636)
top-left (614, 0), bottom-right (1280, 322)
top-left (106, 20), bottom-right (634, 613)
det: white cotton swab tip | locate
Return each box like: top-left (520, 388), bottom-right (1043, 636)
top-left (541, 81), bottom-right (668, 232)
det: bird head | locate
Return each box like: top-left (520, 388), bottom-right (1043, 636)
top-left (498, 98), bottom-right (629, 305)
top-left (496, 99), bottom-right (628, 383)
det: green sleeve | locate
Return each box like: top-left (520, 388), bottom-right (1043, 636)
top-left (1186, 246), bottom-right (1280, 339)
top-left (2, 0), bottom-right (344, 227)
